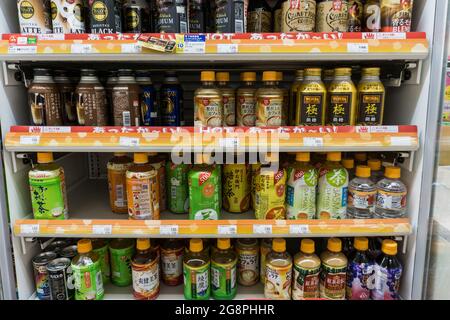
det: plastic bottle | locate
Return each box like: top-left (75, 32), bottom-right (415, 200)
top-left (371, 239), bottom-right (402, 300)
top-left (107, 153), bottom-right (133, 214)
top-left (92, 239), bottom-right (110, 284)
top-left (217, 72), bottom-right (236, 126)
top-left (71, 239), bottom-right (104, 300)
top-left (166, 156), bottom-right (190, 214)
top-left (326, 67), bottom-right (357, 126)
top-left (255, 71), bottom-right (284, 126)
top-left (375, 166), bottom-right (407, 218)
top-left (367, 159), bottom-right (384, 184)
top-left (342, 158), bottom-right (355, 181)
top-left (320, 238), bottom-right (347, 300)
top-left (286, 152), bottom-right (318, 220)
top-left (236, 72), bottom-right (257, 126)
top-left (161, 239), bottom-right (185, 286)
top-left (109, 238), bottom-right (135, 287)
top-left (131, 239), bottom-right (160, 300)
top-left (346, 237), bottom-right (374, 300)
top-left (211, 238), bottom-right (237, 300)
top-left (194, 71), bottom-right (223, 127)
top-left (347, 165), bottom-right (376, 219)
top-left (236, 238), bottom-right (259, 286)
top-left (297, 68), bottom-right (327, 126)
top-left (289, 70), bottom-right (304, 125)
top-left (277, 71), bottom-right (289, 125)
top-left (292, 239), bottom-right (321, 300)
top-left (317, 152), bottom-right (349, 220)
top-left (264, 238), bottom-right (292, 300)
top-left (183, 239), bottom-right (210, 300)
top-left (354, 152), bottom-right (367, 166)
top-left (148, 152), bottom-right (167, 212)
top-left (260, 238), bottom-right (272, 284)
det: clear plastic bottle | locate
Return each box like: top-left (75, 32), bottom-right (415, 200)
top-left (131, 239), bottom-right (160, 300)
top-left (264, 238), bottom-right (292, 300)
top-left (354, 152), bottom-right (368, 166)
top-left (292, 239), bottom-right (320, 300)
top-left (342, 158), bottom-right (355, 181)
top-left (367, 159), bottom-right (384, 184)
top-left (375, 166), bottom-right (407, 218)
top-left (346, 237), bottom-right (374, 300)
top-left (347, 165), bottom-right (376, 219)
top-left (211, 238), bottom-right (237, 300)
top-left (320, 238), bottom-right (347, 300)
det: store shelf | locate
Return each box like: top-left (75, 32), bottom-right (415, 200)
top-left (14, 179), bottom-right (412, 238)
top-left (0, 32), bottom-right (429, 62)
top-left (5, 125), bottom-right (419, 153)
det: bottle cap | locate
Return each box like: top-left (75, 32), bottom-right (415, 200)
top-left (262, 71), bottom-right (277, 82)
top-left (300, 239), bottom-right (315, 254)
top-left (148, 152), bottom-right (157, 157)
top-left (134, 153), bottom-right (148, 164)
top-left (272, 238), bottom-right (286, 253)
top-left (241, 72), bottom-right (257, 82)
top-left (216, 72), bottom-right (230, 82)
top-left (356, 165), bottom-right (371, 178)
top-left (342, 158), bottom-right (354, 170)
top-left (190, 239), bottom-right (203, 253)
top-left (354, 153), bottom-right (367, 162)
top-left (367, 159), bottom-right (382, 171)
top-left (324, 69), bottom-right (334, 78)
top-left (305, 68), bottom-right (322, 77)
top-left (137, 238), bottom-right (151, 251)
top-left (385, 166), bottom-right (401, 179)
top-left (276, 72), bottom-right (283, 81)
top-left (77, 239), bottom-right (93, 254)
top-left (114, 152), bottom-right (127, 157)
top-left (201, 71), bottom-right (215, 82)
top-left (354, 237), bottom-right (369, 251)
top-left (381, 239), bottom-right (398, 255)
top-left (217, 238), bottom-right (231, 250)
top-left (37, 153), bottom-right (54, 164)
top-left (327, 238), bottom-right (342, 253)
top-left (296, 152), bottom-right (310, 162)
top-left (362, 67), bottom-right (381, 76)
top-left (327, 152), bottom-right (341, 162)
top-left (295, 70), bottom-right (304, 78)
top-left (334, 67), bottom-right (352, 76)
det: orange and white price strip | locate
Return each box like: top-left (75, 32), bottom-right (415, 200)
top-left (160, 225), bottom-right (179, 235)
top-left (121, 43), bottom-right (141, 53)
top-left (20, 224), bottom-right (40, 235)
top-left (218, 225), bottom-right (237, 235)
top-left (119, 137), bottom-right (140, 147)
top-left (347, 43), bottom-right (369, 53)
top-left (92, 225), bottom-right (113, 235)
top-left (289, 224), bottom-right (310, 235)
top-left (20, 135), bottom-right (40, 145)
top-left (253, 224), bottom-right (273, 235)
top-left (71, 44), bottom-right (93, 54)
top-left (217, 44), bottom-right (239, 54)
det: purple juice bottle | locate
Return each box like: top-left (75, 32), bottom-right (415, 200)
top-left (346, 237), bottom-right (374, 300)
top-left (371, 239), bottom-right (403, 300)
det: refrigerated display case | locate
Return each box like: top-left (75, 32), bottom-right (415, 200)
top-left (0, 0), bottom-right (447, 300)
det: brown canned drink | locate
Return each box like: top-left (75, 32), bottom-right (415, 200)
top-left (75, 69), bottom-right (108, 126)
top-left (33, 251), bottom-right (58, 300)
top-left (54, 70), bottom-right (77, 125)
top-left (112, 69), bottom-right (141, 127)
top-left (60, 245), bottom-right (78, 259)
top-left (381, 0), bottom-right (413, 32)
top-left (87, 0), bottom-right (122, 33)
top-left (236, 238), bottom-right (259, 286)
top-left (363, 0), bottom-right (381, 32)
top-left (347, 0), bottom-right (363, 32)
top-left (17, 0), bottom-right (53, 34)
top-left (47, 257), bottom-right (74, 300)
top-left (316, 0), bottom-right (349, 32)
top-left (282, 0), bottom-right (316, 32)
top-left (51, 0), bottom-right (86, 33)
top-left (28, 69), bottom-right (63, 126)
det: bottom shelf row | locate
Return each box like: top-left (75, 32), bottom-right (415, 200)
top-left (33, 237), bottom-right (402, 301)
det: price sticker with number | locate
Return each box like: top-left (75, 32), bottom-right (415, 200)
top-left (20, 136), bottom-right (40, 145)
top-left (303, 137), bottom-right (323, 147)
top-left (218, 225), bottom-right (237, 235)
top-left (119, 137), bottom-right (140, 147)
top-left (20, 224), bottom-right (40, 235)
top-left (253, 224), bottom-right (273, 235)
top-left (92, 225), bottom-right (113, 235)
top-left (289, 224), bottom-right (310, 235)
top-left (160, 225), bottom-right (179, 235)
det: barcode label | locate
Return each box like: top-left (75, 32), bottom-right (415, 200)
top-left (123, 111), bottom-right (131, 126)
top-left (219, 138), bottom-right (240, 148)
top-left (92, 225), bottom-right (112, 235)
top-left (347, 43), bottom-right (369, 53)
top-left (71, 44), bottom-right (92, 54)
top-left (119, 137), bottom-right (140, 147)
top-left (20, 224), bottom-right (39, 234)
top-left (235, 20), bottom-right (244, 33)
top-left (303, 137), bottom-right (323, 147)
top-left (218, 225), bottom-right (237, 235)
top-left (115, 185), bottom-right (125, 206)
top-left (289, 224), bottom-right (310, 234)
top-left (253, 225), bottom-right (272, 234)
top-left (391, 137), bottom-right (412, 146)
top-left (217, 44), bottom-right (239, 54)
top-left (20, 136), bottom-right (40, 145)
top-left (121, 43), bottom-right (141, 53)
top-left (160, 225), bottom-right (179, 235)
top-left (180, 21), bottom-right (188, 33)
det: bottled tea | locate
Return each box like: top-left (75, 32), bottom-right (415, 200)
top-left (217, 72), bottom-right (236, 126)
top-left (211, 238), bottom-right (237, 300)
top-left (108, 153), bottom-right (133, 214)
top-left (292, 239), bottom-right (321, 300)
top-left (131, 239), bottom-right (160, 300)
top-left (183, 239), bottom-right (210, 300)
top-left (247, 0), bottom-right (272, 32)
top-left (320, 238), bottom-right (347, 300)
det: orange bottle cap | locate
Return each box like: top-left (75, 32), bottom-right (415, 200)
top-left (327, 152), bottom-right (341, 162)
top-left (356, 165), bottom-right (371, 178)
top-left (381, 239), bottom-right (398, 255)
top-left (385, 166), bottom-right (401, 179)
top-left (77, 239), bottom-right (93, 254)
top-left (300, 239), bottom-right (315, 254)
top-left (272, 238), bottom-right (286, 253)
top-left (262, 71), bottom-right (277, 82)
top-left (276, 72), bottom-right (283, 81)
top-left (148, 152), bottom-right (158, 157)
top-left (114, 152), bottom-right (127, 157)
top-left (367, 159), bottom-right (382, 171)
top-left (136, 238), bottom-right (151, 251)
top-left (216, 72), bottom-right (230, 82)
top-left (327, 238), bottom-right (342, 253)
top-left (37, 153), bottom-right (54, 164)
top-left (296, 152), bottom-right (310, 162)
top-left (355, 153), bottom-right (367, 162)
top-left (342, 158), bottom-right (354, 170)
top-left (201, 71), bottom-right (215, 82)
top-left (134, 153), bottom-right (148, 164)
top-left (190, 239), bottom-right (203, 253)
top-left (217, 238), bottom-right (231, 250)
top-left (354, 237), bottom-right (369, 251)
top-left (241, 72), bottom-right (257, 82)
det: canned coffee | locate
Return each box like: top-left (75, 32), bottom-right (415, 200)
top-left (47, 258), bottom-right (74, 300)
top-left (123, 0), bottom-right (151, 32)
top-left (60, 245), bottom-right (78, 259)
top-left (51, 0), bottom-right (86, 33)
top-left (17, 0), bottom-right (53, 34)
top-left (46, 240), bottom-right (69, 255)
top-left (87, 0), bottom-right (122, 33)
top-left (32, 251), bottom-right (57, 300)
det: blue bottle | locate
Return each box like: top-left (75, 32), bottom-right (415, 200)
top-left (160, 72), bottom-right (184, 127)
top-left (346, 237), bottom-right (374, 300)
top-left (136, 70), bottom-right (159, 126)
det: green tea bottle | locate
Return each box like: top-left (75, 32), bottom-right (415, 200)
top-left (166, 154), bottom-right (190, 214)
top-left (183, 239), bottom-right (210, 300)
top-left (211, 238), bottom-right (237, 300)
top-left (109, 238), bottom-right (135, 287)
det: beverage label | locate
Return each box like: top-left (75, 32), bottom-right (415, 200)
top-left (371, 263), bottom-right (402, 300)
top-left (348, 0), bottom-right (363, 32)
top-left (357, 92), bottom-right (384, 125)
top-left (72, 260), bottom-right (104, 300)
top-left (29, 91), bottom-right (63, 126)
top-left (348, 189), bottom-right (376, 210)
top-left (237, 95), bottom-right (256, 126)
top-left (316, 0), bottom-right (349, 32)
top-left (327, 93), bottom-right (353, 125)
top-left (317, 168), bottom-right (349, 219)
top-left (109, 246), bottom-right (134, 287)
top-left (183, 261), bottom-right (210, 300)
top-left (126, 171), bottom-right (160, 220)
top-left (161, 86), bottom-right (182, 126)
top-left (189, 0), bottom-right (206, 33)
top-left (93, 245), bottom-right (111, 283)
top-left (320, 263), bottom-right (347, 300)
top-left (76, 89), bottom-right (108, 126)
top-left (251, 163), bottom-right (262, 210)
top-left (255, 168), bottom-right (287, 220)
top-left (132, 258), bottom-right (160, 300)
top-left (260, 241), bottom-right (272, 284)
top-left (346, 261), bottom-right (374, 300)
top-left (88, 0), bottom-right (122, 34)
top-left (166, 162), bottom-right (190, 214)
top-left (237, 248), bottom-right (259, 286)
top-left (194, 96), bottom-right (223, 127)
top-left (188, 167), bottom-right (220, 220)
top-left (156, 2), bottom-right (188, 33)
top-left (248, 9), bottom-right (272, 32)
top-left (140, 85), bottom-right (159, 126)
top-left (211, 260), bottom-right (237, 299)
top-left (265, 263), bottom-right (292, 300)
top-left (286, 167), bottom-right (318, 219)
top-left (256, 96), bottom-right (283, 126)
top-left (381, 0), bottom-right (413, 32)
top-left (18, 0), bottom-right (53, 34)
top-left (223, 93), bottom-right (236, 126)
top-left (112, 87), bottom-right (140, 126)
top-left (364, 1), bottom-right (381, 31)
top-left (48, 263), bottom-right (75, 301)
top-left (150, 160), bottom-right (167, 212)
top-left (51, 0), bottom-right (86, 34)
top-left (29, 168), bottom-right (68, 220)
top-left (34, 265), bottom-right (50, 300)
top-left (376, 190), bottom-right (407, 210)
top-left (161, 247), bottom-right (184, 285)
top-left (107, 162), bottom-right (131, 212)
top-left (282, 0), bottom-right (316, 32)
top-left (299, 93), bottom-right (325, 125)
top-left (223, 164), bottom-right (251, 213)
top-left (215, 0), bottom-right (246, 33)
top-left (60, 89), bottom-right (77, 124)
top-left (293, 264), bottom-right (320, 300)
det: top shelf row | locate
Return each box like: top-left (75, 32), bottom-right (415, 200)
top-left (0, 33), bottom-right (429, 62)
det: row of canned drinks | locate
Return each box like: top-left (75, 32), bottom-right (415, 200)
top-left (32, 236), bottom-right (402, 300)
